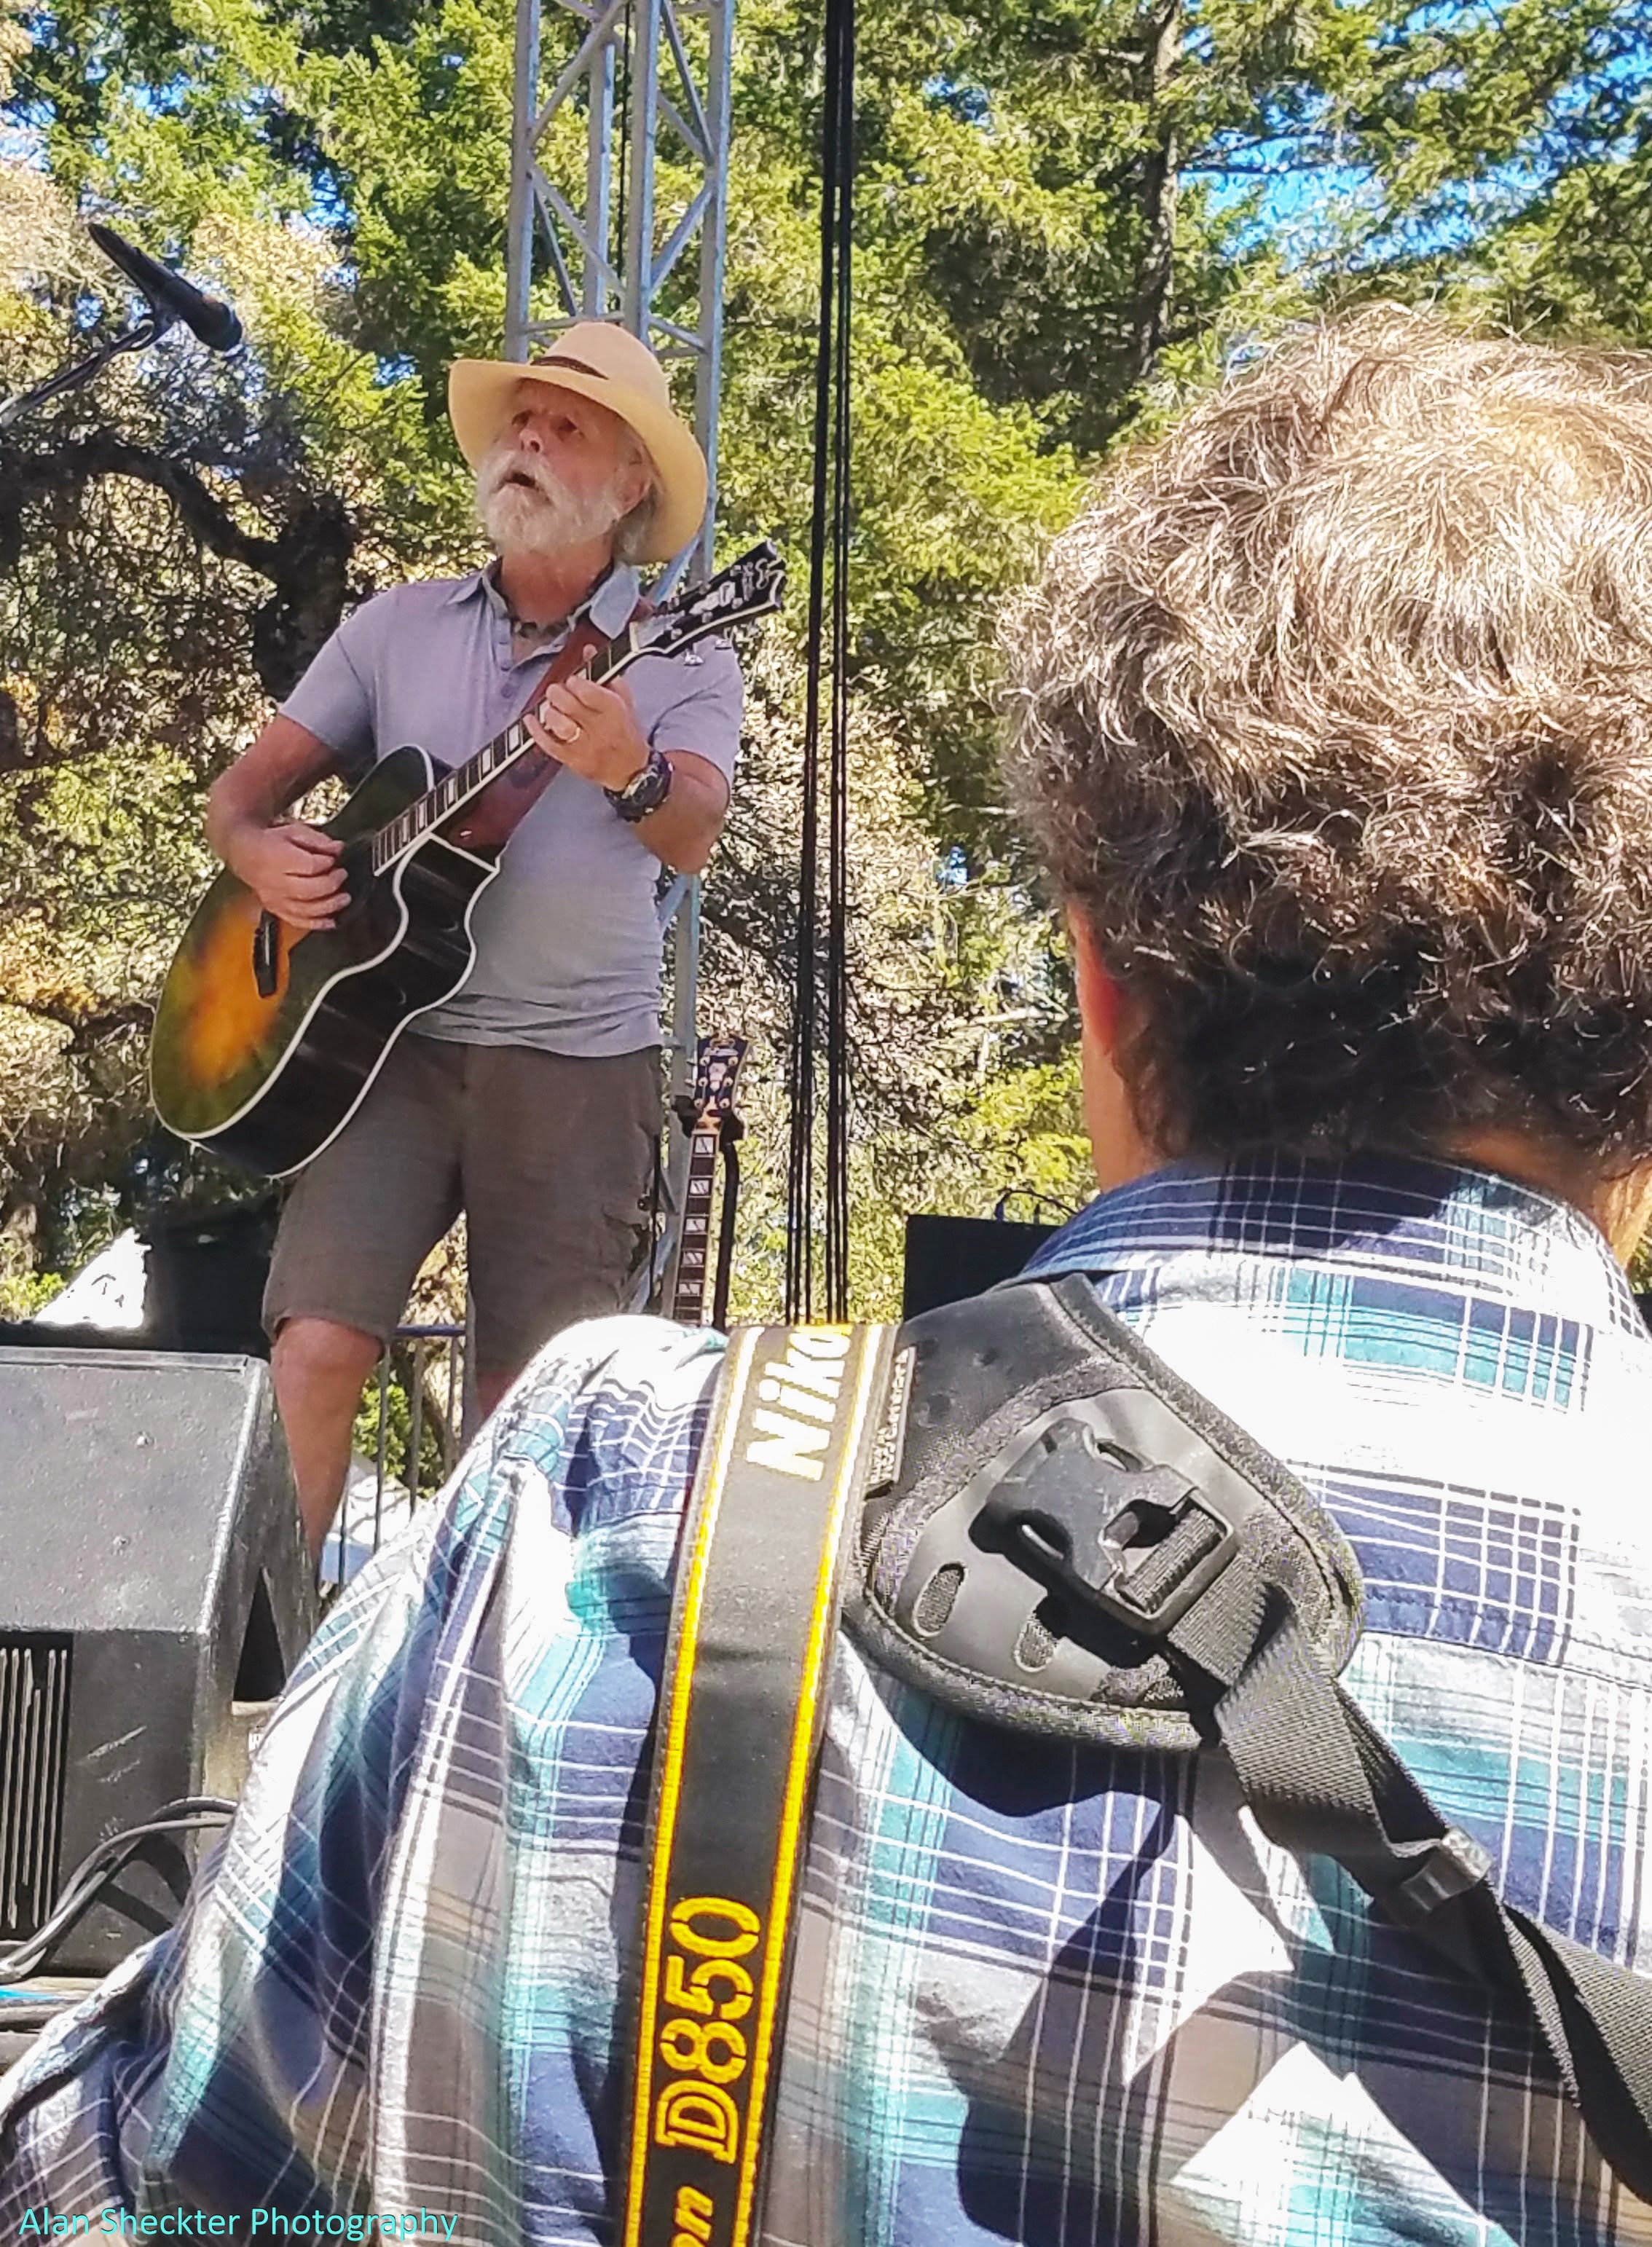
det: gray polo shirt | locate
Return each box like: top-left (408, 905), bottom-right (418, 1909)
top-left (280, 562), bottom-right (742, 1057)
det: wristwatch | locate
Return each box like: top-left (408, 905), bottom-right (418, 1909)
top-left (605, 747), bottom-right (674, 823)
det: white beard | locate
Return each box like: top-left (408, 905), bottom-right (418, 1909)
top-left (476, 449), bottom-right (626, 556)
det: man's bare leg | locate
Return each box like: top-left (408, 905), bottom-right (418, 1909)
top-left (272, 1315), bottom-right (384, 1561)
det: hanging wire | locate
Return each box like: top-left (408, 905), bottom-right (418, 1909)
top-left (615, 0), bottom-right (634, 304)
top-left (785, 0), bottom-right (855, 1323)
top-left (823, 0), bottom-right (853, 1323)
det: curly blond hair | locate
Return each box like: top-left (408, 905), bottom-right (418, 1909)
top-left (1003, 308), bottom-right (1652, 1167)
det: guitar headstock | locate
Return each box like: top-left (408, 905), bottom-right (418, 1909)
top-left (691, 1034), bottom-right (748, 1126)
top-left (645, 543), bottom-right (785, 659)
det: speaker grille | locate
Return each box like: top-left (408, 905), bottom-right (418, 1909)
top-left (0, 1636), bottom-right (71, 1940)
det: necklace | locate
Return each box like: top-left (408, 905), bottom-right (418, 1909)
top-left (495, 565), bottom-right (568, 640)
top-left (506, 600), bottom-right (562, 640)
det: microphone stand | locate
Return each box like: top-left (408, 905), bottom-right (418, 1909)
top-left (0, 310), bottom-right (172, 431)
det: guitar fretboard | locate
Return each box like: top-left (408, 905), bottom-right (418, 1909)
top-left (672, 1123), bottom-right (721, 1323)
top-left (369, 623), bottom-right (637, 873)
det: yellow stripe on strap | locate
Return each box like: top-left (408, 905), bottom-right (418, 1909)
top-left (731, 1331), bottom-right (892, 2247)
top-left (622, 1326), bottom-right (760, 2247)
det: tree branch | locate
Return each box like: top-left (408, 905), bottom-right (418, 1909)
top-left (4, 987), bottom-right (152, 1053)
top-left (1125, 0), bottom-right (1181, 389)
top-left (0, 433), bottom-right (283, 576)
top-left (0, 429), bottom-right (357, 699)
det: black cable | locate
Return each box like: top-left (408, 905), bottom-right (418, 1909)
top-left (992, 1187), bottom-right (1080, 1224)
top-left (616, 0), bottom-right (634, 288)
top-left (0, 1806), bottom-right (232, 1983)
top-left (1, 1800), bottom-right (234, 1977)
top-left (824, 0), bottom-right (854, 1321)
top-left (786, 0), bottom-right (856, 1322)
top-left (0, 1798), bottom-right (234, 1985)
top-left (784, 97), bottom-right (831, 1320)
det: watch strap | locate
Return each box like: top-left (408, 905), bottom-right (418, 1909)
top-left (607, 747), bottom-right (673, 822)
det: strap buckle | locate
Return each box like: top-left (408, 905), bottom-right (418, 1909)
top-left (984, 1436), bottom-right (1240, 1639)
top-left (1382, 1827), bottom-right (1494, 1927)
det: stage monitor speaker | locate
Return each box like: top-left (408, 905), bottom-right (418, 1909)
top-left (0, 1348), bottom-right (317, 1972)
top-left (145, 1194), bottom-right (278, 1358)
top-left (902, 1213), bottom-right (1060, 1321)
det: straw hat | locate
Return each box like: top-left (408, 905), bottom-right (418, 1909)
top-left (448, 323), bottom-right (707, 563)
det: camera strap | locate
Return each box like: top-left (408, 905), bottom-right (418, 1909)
top-left (625, 1280), bottom-right (1652, 2235)
top-left (619, 1321), bottom-right (899, 2247)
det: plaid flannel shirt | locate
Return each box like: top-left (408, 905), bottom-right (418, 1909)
top-left (5, 1154), bottom-right (1652, 2246)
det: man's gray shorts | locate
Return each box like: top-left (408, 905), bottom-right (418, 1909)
top-left (263, 1032), bottom-right (661, 1374)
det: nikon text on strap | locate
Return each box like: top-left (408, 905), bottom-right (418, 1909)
top-left (630, 1278), bottom-right (1652, 2230)
top-left (622, 1321), bottom-right (897, 2247)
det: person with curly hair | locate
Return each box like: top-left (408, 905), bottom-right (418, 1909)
top-left (7, 309), bottom-right (1652, 2244)
top-left (1005, 308), bottom-right (1652, 1218)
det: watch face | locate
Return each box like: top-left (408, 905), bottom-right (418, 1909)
top-left (614, 750), bottom-right (672, 819)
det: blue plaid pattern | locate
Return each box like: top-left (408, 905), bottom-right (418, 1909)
top-left (6, 1154), bottom-right (1652, 2243)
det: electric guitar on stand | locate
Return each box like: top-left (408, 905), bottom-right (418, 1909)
top-left (149, 546), bottom-right (784, 1178)
top-left (668, 1036), bottom-right (747, 1326)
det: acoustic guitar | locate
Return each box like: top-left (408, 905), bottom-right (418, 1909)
top-left (149, 543), bottom-right (784, 1179)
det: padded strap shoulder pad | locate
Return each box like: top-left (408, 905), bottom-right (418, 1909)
top-left (847, 1274), bottom-right (1364, 1752)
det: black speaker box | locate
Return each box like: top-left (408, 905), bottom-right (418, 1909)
top-left (901, 1213), bottom-right (1060, 1320)
top-left (0, 1348), bottom-right (317, 1972)
top-left (145, 1195), bottom-right (278, 1358)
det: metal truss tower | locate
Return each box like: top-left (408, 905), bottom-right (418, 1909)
top-left (505, 0), bottom-right (733, 581)
top-left (504, 0), bottom-right (733, 1307)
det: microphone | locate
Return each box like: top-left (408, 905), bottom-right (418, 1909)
top-left (87, 221), bottom-right (244, 353)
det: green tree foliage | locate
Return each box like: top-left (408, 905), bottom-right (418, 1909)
top-left (3, 0), bottom-right (1650, 1313)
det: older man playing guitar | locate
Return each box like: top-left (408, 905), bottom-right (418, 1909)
top-left (203, 323), bottom-right (742, 1558)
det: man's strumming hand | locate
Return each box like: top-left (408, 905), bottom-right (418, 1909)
top-left (227, 820), bottom-right (348, 931)
top-left (528, 674), bottom-right (651, 794)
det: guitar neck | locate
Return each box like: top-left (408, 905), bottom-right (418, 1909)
top-left (670, 1117), bottom-right (721, 1324)
top-left (369, 621), bottom-right (640, 873)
